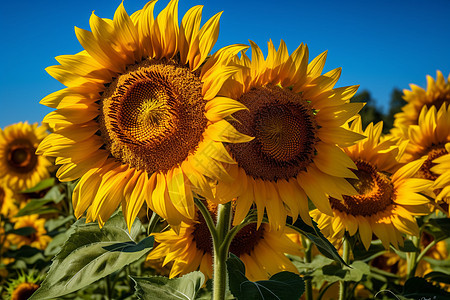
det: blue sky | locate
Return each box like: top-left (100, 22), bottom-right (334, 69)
top-left (0, 0), bottom-right (449, 128)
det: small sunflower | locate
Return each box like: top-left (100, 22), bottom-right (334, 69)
top-left (393, 71), bottom-right (450, 137)
top-left (147, 201), bottom-right (302, 281)
top-left (0, 182), bottom-right (19, 218)
top-left (0, 122), bottom-right (51, 192)
top-left (214, 40), bottom-right (365, 230)
top-left (8, 214), bottom-right (51, 250)
top-left (398, 104), bottom-right (450, 212)
top-left (6, 270), bottom-right (41, 300)
top-left (311, 117), bottom-right (432, 249)
top-left (37, 0), bottom-right (252, 229)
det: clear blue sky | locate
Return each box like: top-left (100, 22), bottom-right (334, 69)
top-left (1, 0), bottom-right (449, 128)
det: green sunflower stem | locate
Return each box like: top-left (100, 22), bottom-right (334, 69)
top-left (339, 237), bottom-right (351, 300)
top-left (213, 202), bottom-right (232, 300)
top-left (407, 235), bottom-right (420, 279)
top-left (301, 235), bottom-right (313, 300)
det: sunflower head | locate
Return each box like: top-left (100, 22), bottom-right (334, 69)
top-left (312, 119), bottom-right (432, 250)
top-left (8, 214), bottom-right (51, 250)
top-left (0, 181), bottom-right (19, 218)
top-left (0, 122), bottom-right (51, 191)
top-left (147, 199), bottom-right (302, 281)
top-left (6, 270), bottom-right (41, 300)
top-left (397, 104), bottom-right (450, 211)
top-left (214, 40), bottom-right (365, 230)
top-left (392, 70), bottom-right (450, 137)
top-left (37, 0), bottom-right (252, 229)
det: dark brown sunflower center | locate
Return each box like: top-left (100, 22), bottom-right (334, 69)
top-left (6, 140), bottom-right (37, 174)
top-left (229, 223), bottom-right (265, 256)
top-left (12, 282), bottom-right (39, 300)
top-left (228, 85), bottom-right (318, 181)
top-left (330, 160), bottom-right (395, 216)
top-left (417, 147), bottom-right (448, 180)
top-left (100, 59), bottom-right (207, 173)
top-left (192, 205), bottom-right (264, 256)
top-left (425, 97), bottom-right (449, 111)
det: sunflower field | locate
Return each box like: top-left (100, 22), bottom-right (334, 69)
top-left (1, 1), bottom-right (450, 299)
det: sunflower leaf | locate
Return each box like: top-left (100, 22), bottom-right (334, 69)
top-left (226, 254), bottom-right (305, 300)
top-left (402, 277), bottom-right (450, 300)
top-left (15, 198), bottom-right (61, 217)
top-left (287, 217), bottom-right (347, 266)
top-left (29, 212), bottom-right (152, 300)
top-left (424, 271), bottom-right (450, 285)
top-left (6, 226), bottom-right (37, 236)
top-left (131, 271), bottom-right (205, 300)
top-left (20, 178), bottom-right (56, 193)
top-left (427, 218), bottom-right (450, 238)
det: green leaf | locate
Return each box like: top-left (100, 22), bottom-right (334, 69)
top-left (6, 226), bottom-right (36, 236)
top-left (394, 239), bottom-right (419, 253)
top-left (132, 271), bottom-right (205, 300)
top-left (424, 271), bottom-right (450, 285)
top-left (227, 254), bottom-right (305, 300)
top-left (290, 255), bottom-right (370, 287)
top-left (402, 277), bottom-right (450, 300)
top-left (30, 212), bottom-right (153, 300)
top-left (15, 203), bottom-right (60, 217)
top-left (45, 215), bottom-right (75, 232)
top-left (21, 178), bottom-right (56, 193)
top-left (287, 217), bottom-right (347, 266)
top-left (351, 241), bottom-right (386, 261)
top-left (426, 218), bottom-right (450, 241)
top-left (44, 228), bottom-right (75, 257)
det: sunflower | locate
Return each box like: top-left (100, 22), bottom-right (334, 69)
top-left (8, 214), bottom-right (51, 250)
top-left (311, 117), bottom-right (432, 249)
top-left (213, 40), bottom-right (365, 230)
top-left (392, 71), bottom-right (450, 137)
top-left (0, 181), bottom-right (19, 218)
top-left (6, 271), bottom-right (41, 300)
top-left (397, 104), bottom-right (450, 212)
top-left (147, 200), bottom-right (302, 281)
top-left (0, 122), bottom-right (51, 192)
top-left (37, 0), bottom-right (252, 229)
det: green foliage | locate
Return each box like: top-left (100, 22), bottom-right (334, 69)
top-left (291, 254), bottom-right (371, 287)
top-left (288, 217), bottom-right (347, 266)
top-left (402, 277), bottom-right (450, 300)
top-left (20, 178), bottom-right (56, 193)
top-left (350, 88), bottom-right (407, 132)
top-left (227, 254), bottom-right (305, 300)
top-left (384, 88), bottom-right (406, 130)
top-left (29, 212), bottom-right (154, 299)
top-left (132, 271), bottom-right (205, 300)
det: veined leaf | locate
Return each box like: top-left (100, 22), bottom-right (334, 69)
top-left (132, 271), bottom-right (205, 300)
top-left (227, 254), bottom-right (305, 300)
top-left (30, 212), bottom-right (152, 299)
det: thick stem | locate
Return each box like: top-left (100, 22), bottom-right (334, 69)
top-left (213, 202), bottom-right (232, 300)
top-left (301, 235), bottom-right (313, 300)
top-left (194, 198), bottom-right (218, 246)
top-left (339, 238), bottom-right (350, 300)
top-left (406, 235), bottom-right (420, 279)
top-left (105, 275), bottom-right (112, 300)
